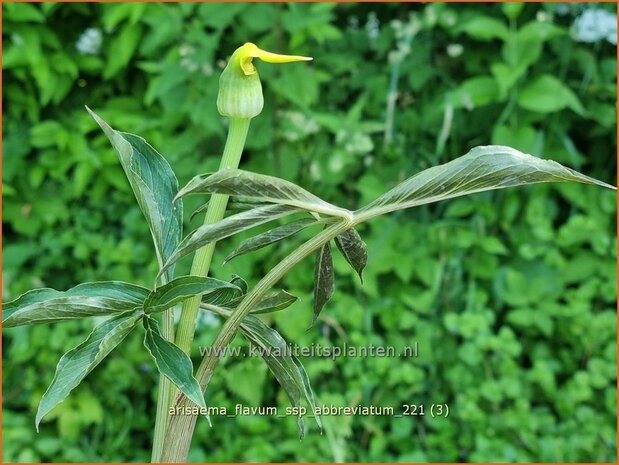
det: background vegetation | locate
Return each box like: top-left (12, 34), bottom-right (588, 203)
top-left (2, 2), bottom-right (616, 462)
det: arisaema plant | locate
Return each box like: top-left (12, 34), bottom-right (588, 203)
top-left (3, 43), bottom-right (615, 463)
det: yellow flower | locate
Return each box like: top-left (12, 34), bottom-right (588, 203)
top-left (217, 43), bottom-right (312, 119)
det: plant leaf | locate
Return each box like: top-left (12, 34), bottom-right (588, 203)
top-left (190, 197), bottom-right (270, 221)
top-left (224, 218), bottom-right (318, 264)
top-left (176, 169), bottom-right (351, 218)
top-left (334, 228), bottom-right (368, 282)
top-left (312, 241), bottom-right (335, 325)
top-left (230, 275), bottom-right (249, 294)
top-left (226, 290), bottom-right (299, 314)
top-left (356, 145), bottom-right (616, 220)
top-left (239, 314), bottom-right (322, 437)
top-left (36, 309), bottom-right (143, 429)
top-left (87, 108), bottom-right (183, 281)
top-left (142, 316), bottom-right (206, 410)
top-left (3, 282), bottom-right (149, 328)
top-left (158, 204), bottom-right (298, 280)
top-left (202, 275), bottom-right (248, 306)
top-left (143, 276), bottom-right (241, 314)
top-left (518, 74), bottom-right (585, 115)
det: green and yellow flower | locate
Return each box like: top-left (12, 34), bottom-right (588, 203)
top-left (217, 42), bottom-right (312, 119)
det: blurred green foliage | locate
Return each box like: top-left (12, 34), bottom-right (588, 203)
top-left (2, 2), bottom-right (616, 462)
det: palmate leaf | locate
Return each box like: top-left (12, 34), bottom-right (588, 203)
top-left (224, 218), bottom-right (319, 264)
top-left (355, 145), bottom-right (616, 220)
top-left (334, 228), bottom-right (368, 282)
top-left (175, 168), bottom-right (352, 219)
top-left (36, 309), bottom-right (143, 429)
top-left (239, 314), bottom-right (322, 438)
top-left (312, 241), bottom-right (335, 325)
top-left (87, 108), bottom-right (182, 282)
top-left (143, 276), bottom-right (241, 314)
top-left (142, 316), bottom-right (207, 411)
top-left (3, 282), bottom-right (149, 328)
top-left (158, 204), bottom-right (298, 280)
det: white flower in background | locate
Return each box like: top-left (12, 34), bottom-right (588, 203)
top-left (179, 44), bottom-right (200, 72)
top-left (573, 8), bottom-right (617, 44)
top-left (366, 12), bottom-right (380, 40)
top-left (555, 3), bottom-right (572, 16)
top-left (329, 155), bottom-right (345, 173)
top-left (337, 129), bottom-right (374, 156)
top-left (536, 10), bottom-right (551, 22)
top-left (424, 7), bottom-right (437, 28)
top-left (179, 44), bottom-right (194, 57)
top-left (279, 110), bottom-right (319, 142)
top-left (76, 28), bottom-right (102, 55)
top-left (310, 160), bottom-right (320, 179)
top-left (201, 63), bottom-right (214, 76)
top-left (347, 15), bottom-right (359, 31)
top-left (388, 13), bottom-right (421, 64)
top-left (447, 43), bottom-right (463, 58)
top-left (11, 33), bottom-right (24, 46)
top-left (441, 10), bottom-right (457, 27)
top-left (181, 59), bottom-right (198, 72)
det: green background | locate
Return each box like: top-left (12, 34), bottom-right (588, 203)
top-left (2, 2), bottom-right (617, 462)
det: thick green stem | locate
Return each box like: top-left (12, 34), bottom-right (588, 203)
top-left (174, 117), bottom-right (251, 355)
top-left (150, 308), bottom-right (174, 462)
top-left (151, 117), bottom-right (250, 463)
top-left (151, 260), bottom-right (174, 463)
top-left (160, 219), bottom-right (353, 462)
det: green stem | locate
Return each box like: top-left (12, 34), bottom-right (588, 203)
top-left (160, 219), bottom-right (353, 462)
top-left (150, 308), bottom-right (174, 462)
top-left (175, 117), bottom-right (251, 355)
top-left (151, 117), bottom-right (250, 463)
top-left (151, 259), bottom-right (174, 463)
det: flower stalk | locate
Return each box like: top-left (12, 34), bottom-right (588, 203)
top-left (174, 116), bottom-right (251, 356)
top-left (150, 298), bottom-right (175, 462)
top-left (152, 43), bottom-right (312, 463)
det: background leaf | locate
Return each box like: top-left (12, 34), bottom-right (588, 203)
top-left (451, 76), bottom-right (499, 109)
top-left (103, 23), bottom-right (142, 79)
top-left (458, 16), bottom-right (509, 41)
top-left (518, 74), bottom-right (586, 115)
